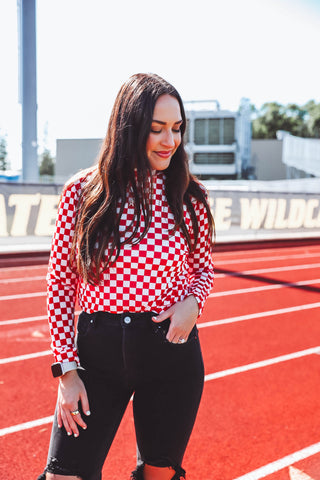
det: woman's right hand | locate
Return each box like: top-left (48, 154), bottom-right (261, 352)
top-left (57, 370), bottom-right (91, 437)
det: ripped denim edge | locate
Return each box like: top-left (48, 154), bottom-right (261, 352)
top-left (130, 463), bottom-right (186, 480)
top-left (40, 457), bottom-right (83, 479)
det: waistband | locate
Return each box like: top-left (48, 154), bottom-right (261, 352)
top-left (79, 310), bottom-right (159, 327)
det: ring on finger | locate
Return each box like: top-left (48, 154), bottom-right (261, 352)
top-left (178, 337), bottom-right (186, 344)
top-left (70, 409), bottom-right (80, 416)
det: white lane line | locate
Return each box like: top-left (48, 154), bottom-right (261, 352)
top-left (215, 263), bottom-right (320, 278)
top-left (0, 314), bottom-right (48, 326)
top-left (0, 311), bottom-right (81, 326)
top-left (0, 253), bottom-right (319, 283)
top-left (0, 256), bottom-right (311, 283)
top-left (0, 350), bottom-right (51, 365)
top-left (0, 291), bottom-right (46, 301)
top-left (2, 301), bottom-right (320, 365)
top-left (2, 277), bottom-right (320, 326)
top-left (1, 263), bottom-right (320, 303)
top-left (288, 466), bottom-right (315, 480)
top-left (215, 246), bottom-right (320, 259)
top-left (0, 416), bottom-right (54, 437)
top-left (0, 275), bottom-right (45, 284)
top-left (209, 279), bottom-right (320, 297)
top-left (232, 441), bottom-right (320, 480)
top-left (2, 299), bottom-right (320, 336)
top-left (198, 302), bottom-right (320, 328)
top-left (215, 252), bottom-right (320, 266)
top-left (0, 264), bottom-right (47, 273)
top-left (205, 346), bottom-right (320, 381)
top-left (1, 346), bottom-right (320, 437)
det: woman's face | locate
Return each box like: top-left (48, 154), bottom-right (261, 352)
top-left (146, 94), bottom-right (182, 171)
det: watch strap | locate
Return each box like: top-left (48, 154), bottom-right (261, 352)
top-left (51, 361), bottom-right (78, 378)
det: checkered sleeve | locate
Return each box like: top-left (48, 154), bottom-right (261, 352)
top-left (187, 196), bottom-right (214, 316)
top-left (46, 179), bottom-right (81, 364)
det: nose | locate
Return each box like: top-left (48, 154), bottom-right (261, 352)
top-left (161, 130), bottom-right (175, 147)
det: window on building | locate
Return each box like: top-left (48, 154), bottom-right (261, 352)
top-left (194, 152), bottom-right (235, 164)
top-left (184, 119), bottom-right (189, 144)
top-left (193, 118), bottom-right (235, 145)
top-left (208, 119), bottom-right (220, 144)
top-left (194, 119), bottom-right (206, 144)
top-left (223, 118), bottom-right (235, 144)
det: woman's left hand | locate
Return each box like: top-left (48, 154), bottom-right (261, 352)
top-left (152, 295), bottom-right (199, 344)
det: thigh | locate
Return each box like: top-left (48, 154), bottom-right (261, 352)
top-left (45, 312), bottom-right (133, 480)
top-left (46, 376), bottom-right (132, 480)
top-left (133, 323), bottom-right (205, 467)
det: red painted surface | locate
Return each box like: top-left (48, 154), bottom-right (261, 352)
top-left (1, 241), bottom-right (320, 480)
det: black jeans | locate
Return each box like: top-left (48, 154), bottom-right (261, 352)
top-left (43, 311), bottom-right (204, 480)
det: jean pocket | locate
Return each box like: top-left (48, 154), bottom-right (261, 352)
top-left (173, 324), bottom-right (199, 346)
top-left (76, 311), bottom-right (94, 336)
top-left (152, 318), bottom-right (171, 342)
top-left (152, 319), bottom-right (198, 345)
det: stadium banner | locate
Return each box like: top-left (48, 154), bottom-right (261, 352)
top-left (206, 188), bottom-right (320, 242)
top-left (0, 182), bottom-right (320, 243)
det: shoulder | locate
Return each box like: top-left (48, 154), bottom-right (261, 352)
top-left (189, 179), bottom-right (209, 205)
top-left (61, 166), bottom-right (98, 198)
top-left (197, 180), bottom-right (209, 198)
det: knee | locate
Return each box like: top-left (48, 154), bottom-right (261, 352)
top-left (141, 464), bottom-right (186, 480)
top-left (143, 464), bottom-right (174, 480)
top-left (45, 474), bottom-right (82, 480)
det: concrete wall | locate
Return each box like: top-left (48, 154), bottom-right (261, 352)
top-left (1, 181), bottom-right (320, 249)
top-left (55, 138), bottom-right (102, 183)
top-left (56, 138), bottom-right (288, 183)
top-left (251, 139), bottom-right (286, 180)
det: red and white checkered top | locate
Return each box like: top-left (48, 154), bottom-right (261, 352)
top-left (47, 170), bottom-right (214, 363)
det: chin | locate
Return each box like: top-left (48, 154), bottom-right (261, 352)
top-left (150, 160), bottom-right (171, 171)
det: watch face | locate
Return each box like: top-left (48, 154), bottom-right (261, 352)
top-left (51, 363), bottom-right (63, 377)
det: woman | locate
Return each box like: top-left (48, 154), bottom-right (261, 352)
top-left (38, 73), bottom-right (214, 480)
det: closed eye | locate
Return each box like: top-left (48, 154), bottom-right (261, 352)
top-left (151, 119), bottom-right (183, 134)
top-left (151, 128), bottom-right (181, 134)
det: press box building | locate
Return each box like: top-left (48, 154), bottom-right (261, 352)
top-left (184, 98), bottom-right (252, 180)
top-left (55, 99), bottom-right (253, 184)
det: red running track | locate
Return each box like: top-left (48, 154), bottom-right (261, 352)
top-left (1, 241), bottom-right (320, 480)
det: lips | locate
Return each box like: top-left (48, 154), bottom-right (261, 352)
top-left (155, 151), bottom-right (172, 158)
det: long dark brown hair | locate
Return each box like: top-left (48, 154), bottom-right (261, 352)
top-left (70, 73), bottom-right (214, 284)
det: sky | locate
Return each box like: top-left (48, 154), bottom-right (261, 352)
top-left (0, 0), bottom-right (320, 170)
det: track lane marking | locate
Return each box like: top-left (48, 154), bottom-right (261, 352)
top-left (1, 300), bottom-right (320, 331)
top-left (0, 253), bottom-right (319, 283)
top-left (232, 441), bottom-right (320, 480)
top-left (1, 263), bottom-right (320, 302)
top-left (0, 350), bottom-right (52, 364)
top-left (205, 346), bottom-right (320, 381)
top-left (215, 263), bottom-right (320, 278)
top-left (0, 275), bottom-right (45, 284)
top-left (1, 275), bottom-right (320, 326)
top-left (0, 314), bottom-right (48, 326)
top-left (209, 279), bottom-right (320, 297)
top-left (1, 346), bottom-right (320, 437)
top-left (0, 265), bottom-right (47, 273)
top-left (289, 467), bottom-right (315, 480)
top-left (215, 246), bottom-right (320, 259)
top-left (215, 252), bottom-right (320, 266)
top-left (0, 291), bottom-right (46, 301)
top-left (198, 302), bottom-right (320, 328)
top-left (4, 418), bottom-right (320, 479)
top-left (0, 416), bottom-right (54, 437)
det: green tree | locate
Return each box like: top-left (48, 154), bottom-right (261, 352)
top-left (39, 148), bottom-right (55, 176)
top-left (0, 133), bottom-right (8, 171)
top-left (304, 100), bottom-right (320, 138)
top-left (252, 102), bottom-right (308, 139)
